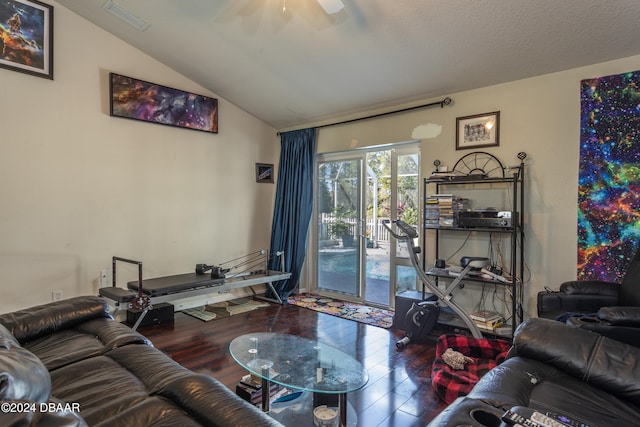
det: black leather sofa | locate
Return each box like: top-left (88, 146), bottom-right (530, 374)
top-left (427, 318), bottom-right (640, 426)
top-left (0, 296), bottom-right (283, 427)
top-left (537, 247), bottom-right (640, 346)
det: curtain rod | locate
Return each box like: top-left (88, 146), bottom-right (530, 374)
top-left (277, 97), bottom-right (452, 136)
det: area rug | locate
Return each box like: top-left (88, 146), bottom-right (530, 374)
top-left (182, 298), bottom-right (270, 322)
top-left (288, 294), bottom-right (394, 329)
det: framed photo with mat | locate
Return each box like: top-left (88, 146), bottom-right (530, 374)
top-left (456, 111), bottom-right (500, 150)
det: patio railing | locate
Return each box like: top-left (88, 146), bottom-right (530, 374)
top-left (319, 213), bottom-right (391, 242)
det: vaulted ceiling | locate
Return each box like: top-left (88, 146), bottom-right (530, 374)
top-left (57, 0), bottom-right (640, 129)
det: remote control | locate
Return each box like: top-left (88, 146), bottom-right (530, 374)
top-left (544, 412), bottom-right (590, 427)
top-left (531, 411), bottom-right (570, 427)
top-left (502, 410), bottom-right (540, 427)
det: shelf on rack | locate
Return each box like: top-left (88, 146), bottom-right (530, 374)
top-left (425, 175), bottom-right (520, 185)
top-left (437, 307), bottom-right (513, 339)
top-left (426, 270), bottom-right (515, 287)
top-left (423, 226), bottom-right (516, 232)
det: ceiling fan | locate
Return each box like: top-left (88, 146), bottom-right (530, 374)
top-left (282, 0), bottom-right (344, 15)
top-left (316, 0), bottom-right (344, 14)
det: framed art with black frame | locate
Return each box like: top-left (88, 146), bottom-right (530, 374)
top-left (456, 111), bottom-right (500, 150)
top-left (0, 0), bottom-right (53, 79)
top-left (256, 163), bottom-right (274, 183)
top-left (109, 73), bottom-right (219, 134)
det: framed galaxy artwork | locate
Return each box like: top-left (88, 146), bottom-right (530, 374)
top-left (0, 0), bottom-right (53, 79)
top-left (578, 70), bottom-right (640, 282)
top-left (109, 73), bottom-right (218, 134)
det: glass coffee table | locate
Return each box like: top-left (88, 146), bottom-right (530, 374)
top-left (230, 333), bottom-right (368, 427)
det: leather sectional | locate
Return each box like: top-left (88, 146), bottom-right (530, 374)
top-left (428, 318), bottom-right (640, 426)
top-left (0, 296), bottom-right (282, 426)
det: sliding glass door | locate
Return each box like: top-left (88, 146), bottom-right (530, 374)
top-left (316, 157), bottom-right (362, 297)
top-left (315, 143), bottom-right (420, 307)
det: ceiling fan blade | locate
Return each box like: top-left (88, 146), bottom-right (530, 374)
top-left (317, 0), bottom-right (344, 14)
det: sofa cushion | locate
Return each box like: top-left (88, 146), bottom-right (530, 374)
top-left (107, 344), bottom-right (284, 427)
top-left (49, 352), bottom-right (167, 425)
top-left (49, 342), bottom-right (283, 427)
top-left (0, 324), bottom-right (51, 403)
top-left (24, 317), bottom-right (151, 371)
top-left (510, 318), bottom-right (640, 405)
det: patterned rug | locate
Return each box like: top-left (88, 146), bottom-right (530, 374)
top-left (288, 294), bottom-right (394, 329)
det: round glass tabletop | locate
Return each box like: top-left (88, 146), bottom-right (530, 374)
top-left (229, 333), bottom-right (368, 394)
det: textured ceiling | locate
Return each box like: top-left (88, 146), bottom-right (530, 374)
top-left (57, 0), bottom-right (640, 129)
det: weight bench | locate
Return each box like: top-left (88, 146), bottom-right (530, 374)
top-left (99, 256), bottom-right (291, 329)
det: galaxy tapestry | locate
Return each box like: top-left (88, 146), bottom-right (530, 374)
top-left (578, 70), bottom-right (640, 282)
top-left (109, 73), bottom-right (218, 134)
top-left (0, 0), bottom-right (53, 79)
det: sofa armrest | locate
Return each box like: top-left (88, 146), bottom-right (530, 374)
top-left (537, 291), bottom-right (618, 318)
top-left (0, 296), bottom-right (110, 344)
top-left (598, 306), bottom-right (640, 326)
top-left (0, 325), bottom-right (51, 402)
top-left (537, 281), bottom-right (620, 318)
top-left (510, 318), bottom-right (640, 405)
top-left (163, 375), bottom-right (285, 427)
top-left (559, 280), bottom-right (620, 296)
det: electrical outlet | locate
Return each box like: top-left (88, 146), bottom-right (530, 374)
top-left (52, 290), bottom-right (63, 301)
top-left (100, 269), bottom-right (110, 287)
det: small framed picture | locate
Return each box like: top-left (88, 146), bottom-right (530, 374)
top-left (456, 111), bottom-right (500, 150)
top-left (0, 0), bottom-right (54, 79)
top-left (255, 163), bottom-right (274, 183)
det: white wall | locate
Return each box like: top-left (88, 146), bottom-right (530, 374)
top-left (0, 2), bottom-right (279, 312)
top-left (3, 2), bottom-right (639, 319)
top-left (308, 54), bottom-right (640, 319)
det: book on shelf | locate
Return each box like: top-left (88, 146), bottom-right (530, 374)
top-left (474, 317), bottom-right (505, 331)
top-left (470, 310), bottom-right (502, 322)
top-left (424, 194), bottom-right (470, 228)
top-left (241, 374), bottom-right (263, 389)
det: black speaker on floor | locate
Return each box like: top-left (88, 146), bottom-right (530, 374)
top-left (126, 303), bottom-right (174, 327)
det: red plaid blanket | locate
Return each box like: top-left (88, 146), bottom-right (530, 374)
top-left (431, 334), bottom-right (511, 404)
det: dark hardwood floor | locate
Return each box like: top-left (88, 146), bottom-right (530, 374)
top-left (136, 301), bottom-right (447, 427)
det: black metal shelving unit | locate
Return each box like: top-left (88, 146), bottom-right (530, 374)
top-left (421, 166), bottom-right (525, 337)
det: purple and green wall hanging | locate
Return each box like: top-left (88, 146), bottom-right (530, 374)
top-left (578, 70), bottom-right (640, 282)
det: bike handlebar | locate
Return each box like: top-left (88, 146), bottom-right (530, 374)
top-left (382, 220), bottom-right (418, 240)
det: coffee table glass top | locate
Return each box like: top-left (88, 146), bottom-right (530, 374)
top-left (229, 333), bottom-right (368, 394)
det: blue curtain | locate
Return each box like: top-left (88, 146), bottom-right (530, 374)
top-left (267, 128), bottom-right (317, 301)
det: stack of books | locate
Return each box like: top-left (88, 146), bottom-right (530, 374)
top-left (470, 310), bottom-right (505, 331)
top-left (235, 374), bottom-right (282, 405)
top-left (438, 195), bottom-right (455, 227)
top-left (424, 194), bottom-right (470, 228)
top-left (424, 196), bottom-right (440, 228)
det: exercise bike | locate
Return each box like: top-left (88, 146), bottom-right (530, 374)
top-left (383, 220), bottom-right (484, 349)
